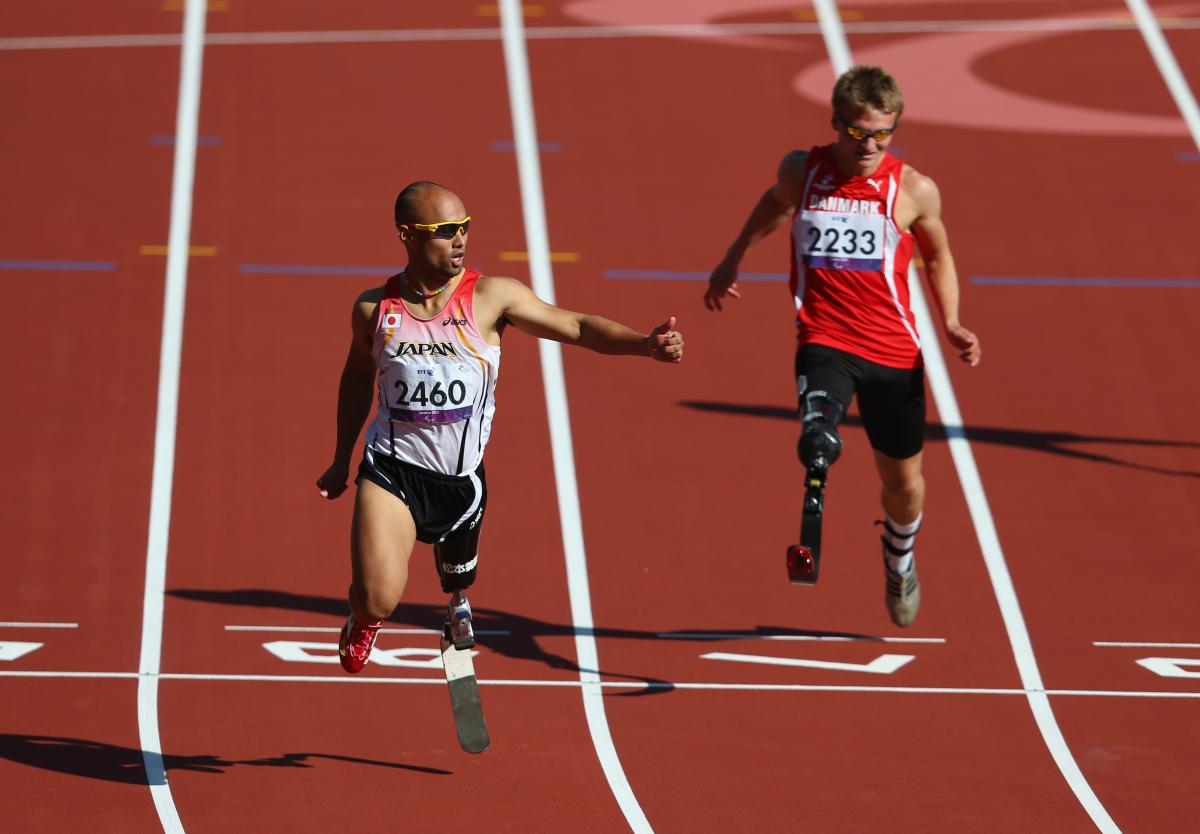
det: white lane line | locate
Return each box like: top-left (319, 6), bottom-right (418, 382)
top-left (222, 625), bottom-right (512, 635)
top-left (1126, 0), bottom-right (1200, 151)
top-left (658, 632), bottom-right (946, 643)
top-left (137, 1), bottom-right (205, 832)
top-left (2, 669), bottom-right (1199, 699)
top-left (1094, 648), bottom-right (1200, 652)
top-left (0, 622), bottom-right (79, 628)
top-left (6, 18), bottom-right (1200, 51)
top-left (498, 1), bottom-right (650, 831)
top-left (811, 7), bottom-right (1119, 833)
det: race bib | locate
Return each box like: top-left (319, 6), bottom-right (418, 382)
top-left (797, 209), bottom-right (886, 271)
top-left (384, 360), bottom-right (475, 424)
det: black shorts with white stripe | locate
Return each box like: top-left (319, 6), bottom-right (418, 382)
top-left (357, 449), bottom-right (487, 546)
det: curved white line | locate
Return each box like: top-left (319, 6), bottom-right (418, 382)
top-left (497, 2), bottom-right (652, 832)
top-left (564, 0), bottom-right (1197, 137)
top-left (138, 1), bottom-right (205, 831)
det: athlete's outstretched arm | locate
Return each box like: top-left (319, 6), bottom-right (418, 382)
top-left (908, 175), bottom-right (981, 367)
top-left (317, 290), bottom-right (383, 499)
top-left (484, 276), bottom-right (683, 363)
top-left (705, 150), bottom-right (808, 312)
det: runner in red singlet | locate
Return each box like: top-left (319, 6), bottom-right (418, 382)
top-left (317, 181), bottom-right (684, 672)
top-left (705, 66), bottom-right (980, 627)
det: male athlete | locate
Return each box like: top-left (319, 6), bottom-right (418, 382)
top-left (317, 181), bottom-right (684, 672)
top-left (704, 66), bottom-right (980, 627)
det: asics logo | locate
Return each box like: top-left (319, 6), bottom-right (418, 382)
top-left (443, 317), bottom-right (468, 326)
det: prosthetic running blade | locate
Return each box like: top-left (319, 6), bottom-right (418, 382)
top-left (786, 477), bottom-right (825, 585)
top-left (441, 623), bottom-right (489, 754)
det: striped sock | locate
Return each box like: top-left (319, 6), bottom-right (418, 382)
top-left (882, 513), bottom-right (922, 575)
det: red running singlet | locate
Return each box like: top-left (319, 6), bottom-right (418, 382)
top-left (789, 145), bottom-right (922, 369)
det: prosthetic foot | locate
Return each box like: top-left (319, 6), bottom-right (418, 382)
top-left (786, 390), bottom-right (844, 585)
top-left (787, 467), bottom-right (827, 584)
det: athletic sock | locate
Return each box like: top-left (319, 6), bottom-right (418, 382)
top-left (883, 512), bottom-right (922, 575)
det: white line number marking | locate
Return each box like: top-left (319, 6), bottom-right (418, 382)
top-left (1136, 657), bottom-right (1200, 679)
top-left (702, 651), bottom-right (915, 675)
top-left (262, 640), bottom-right (475, 668)
top-left (0, 642), bottom-right (44, 661)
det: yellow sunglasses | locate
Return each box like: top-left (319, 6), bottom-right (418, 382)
top-left (836, 116), bottom-right (898, 143)
top-left (411, 216), bottom-right (472, 239)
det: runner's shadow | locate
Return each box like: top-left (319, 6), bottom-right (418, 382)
top-left (0, 734), bottom-right (450, 784)
top-left (175, 588), bottom-right (871, 696)
top-left (681, 400), bottom-right (1200, 479)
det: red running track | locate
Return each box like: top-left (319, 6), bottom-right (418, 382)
top-left (2, 1), bottom-right (1199, 831)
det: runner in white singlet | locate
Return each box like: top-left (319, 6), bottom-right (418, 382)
top-left (316, 181), bottom-right (685, 674)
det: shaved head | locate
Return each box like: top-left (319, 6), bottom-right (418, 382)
top-left (394, 181), bottom-right (463, 226)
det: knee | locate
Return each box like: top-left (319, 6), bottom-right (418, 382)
top-left (882, 471), bottom-right (924, 506)
top-left (350, 582), bottom-right (401, 623)
top-left (798, 390), bottom-right (845, 472)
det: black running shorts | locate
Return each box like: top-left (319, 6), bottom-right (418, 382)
top-left (356, 449), bottom-right (487, 545)
top-left (795, 344), bottom-right (926, 460)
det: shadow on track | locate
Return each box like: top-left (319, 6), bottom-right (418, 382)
top-left (167, 589), bottom-right (885, 696)
top-left (681, 400), bottom-right (1200, 479)
top-left (0, 734), bottom-right (450, 784)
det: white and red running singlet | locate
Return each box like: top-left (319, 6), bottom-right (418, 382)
top-left (364, 269), bottom-right (501, 475)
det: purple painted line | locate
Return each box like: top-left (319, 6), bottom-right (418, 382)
top-left (971, 276), bottom-right (1200, 287)
top-left (389, 406), bottom-right (473, 424)
top-left (239, 263), bottom-right (399, 276)
top-left (0, 259), bottom-right (115, 271)
top-left (604, 270), bottom-right (787, 282)
top-left (1178, 151), bottom-right (1200, 162)
top-left (151, 134), bottom-right (222, 146)
top-left (489, 140), bottom-right (564, 152)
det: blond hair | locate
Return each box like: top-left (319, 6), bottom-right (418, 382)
top-left (831, 66), bottom-right (904, 117)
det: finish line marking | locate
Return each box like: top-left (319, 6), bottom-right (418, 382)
top-left (1, 669), bottom-right (1198, 698)
top-left (223, 625), bottom-right (511, 636)
top-left (658, 632), bottom-right (945, 643)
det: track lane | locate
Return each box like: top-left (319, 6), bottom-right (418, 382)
top-left (0, 21), bottom-right (192, 830)
top-left (520, 17), bottom-right (1097, 831)
top-left (153, 27), bottom-right (639, 831)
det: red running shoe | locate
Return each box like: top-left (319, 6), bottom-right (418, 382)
top-left (338, 614), bottom-right (383, 673)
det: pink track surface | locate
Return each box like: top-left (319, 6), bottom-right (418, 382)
top-left (3, 2), bottom-right (1199, 831)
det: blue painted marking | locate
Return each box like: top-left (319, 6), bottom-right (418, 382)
top-left (239, 264), bottom-right (400, 276)
top-left (604, 269), bottom-right (787, 282)
top-left (489, 140), bottom-right (564, 152)
top-left (0, 259), bottom-right (115, 272)
top-left (151, 134), bottom-right (222, 146)
top-left (972, 276), bottom-right (1200, 288)
top-left (1178, 151), bottom-right (1200, 162)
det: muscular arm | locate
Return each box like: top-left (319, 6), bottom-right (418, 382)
top-left (480, 276), bottom-right (683, 363)
top-left (705, 150), bottom-right (808, 311)
top-left (316, 290), bottom-right (381, 498)
top-left (907, 172), bottom-right (982, 367)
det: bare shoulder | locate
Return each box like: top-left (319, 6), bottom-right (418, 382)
top-left (777, 149), bottom-right (810, 186)
top-left (473, 274), bottom-right (537, 332)
top-left (774, 149), bottom-right (810, 206)
top-left (475, 273), bottom-right (530, 300)
top-left (349, 284), bottom-right (387, 341)
top-left (900, 164), bottom-right (940, 207)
